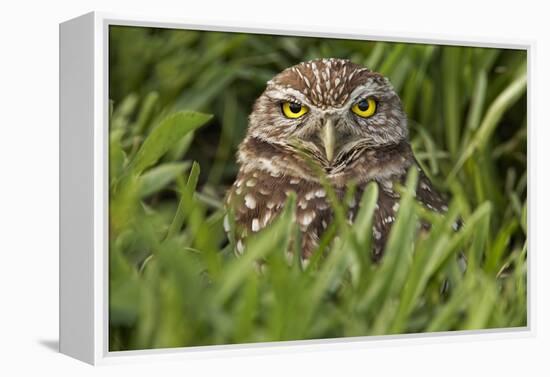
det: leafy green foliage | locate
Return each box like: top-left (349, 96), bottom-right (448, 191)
top-left (108, 27), bottom-right (527, 351)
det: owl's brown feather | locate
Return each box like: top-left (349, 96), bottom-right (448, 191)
top-left (225, 58), bottom-right (449, 261)
top-left (226, 135), bottom-right (447, 260)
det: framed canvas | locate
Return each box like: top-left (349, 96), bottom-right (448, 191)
top-left (59, 11), bottom-right (531, 365)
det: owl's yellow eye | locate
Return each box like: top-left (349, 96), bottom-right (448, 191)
top-left (351, 98), bottom-right (377, 118)
top-left (282, 101), bottom-right (309, 119)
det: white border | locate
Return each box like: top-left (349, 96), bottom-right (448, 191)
top-left (82, 11), bottom-right (533, 365)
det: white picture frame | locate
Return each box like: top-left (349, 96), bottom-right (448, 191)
top-left (59, 11), bottom-right (533, 365)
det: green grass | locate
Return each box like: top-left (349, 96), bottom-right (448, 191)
top-left (108, 26), bottom-right (527, 351)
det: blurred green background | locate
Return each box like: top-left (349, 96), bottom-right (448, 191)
top-left (108, 26), bottom-right (527, 351)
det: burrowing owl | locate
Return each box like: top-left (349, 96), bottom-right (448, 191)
top-left (225, 58), bottom-right (447, 261)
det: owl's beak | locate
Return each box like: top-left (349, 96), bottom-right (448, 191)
top-left (321, 118), bottom-right (335, 162)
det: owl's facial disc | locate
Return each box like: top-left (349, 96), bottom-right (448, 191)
top-left (248, 59), bottom-right (408, 168)
top-left (289, 110), bottom-right (359, 165)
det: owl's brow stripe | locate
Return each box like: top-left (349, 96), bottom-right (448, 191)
top-left (264, 85), bottom-right (312, 106)
top-left (265, 85), bottom-right (349, 111)
top-left (348, 78), bottom-right (393, 102)
top-left (267, 79), bottom-right (391, 111)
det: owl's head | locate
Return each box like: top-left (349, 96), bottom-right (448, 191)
top-left (247, 58), bottom-right (408, 167)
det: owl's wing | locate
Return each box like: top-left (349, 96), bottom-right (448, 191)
top-left (225, 169), bottom-right (291, 255)
top-left (414, 161), bottom-right (465, 234)
top-left (414, 162), bottom-right (466, 279)
top-left (414, 162), bottom-right (448, 213)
